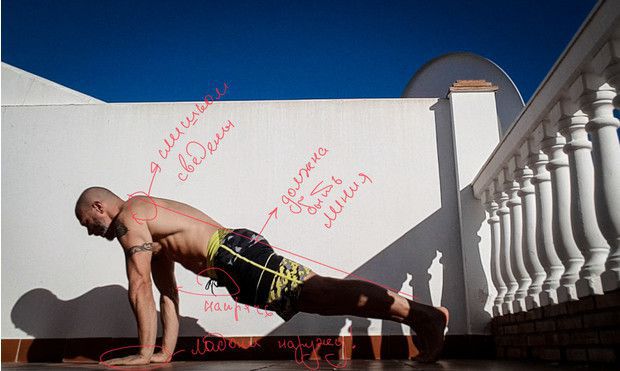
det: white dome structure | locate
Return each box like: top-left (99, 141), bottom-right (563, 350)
top-left (402, 52), bottom-right (525, 135)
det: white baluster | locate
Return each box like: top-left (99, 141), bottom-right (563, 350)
top-left (583, 54), bottom-right (620, 291)
top-left (605, 36), bottom-right (620, 109)
top-left (484, 187), bottom-right (506, 316)
top-left (558, 98), bottom-right (610, 297)
top-left (495, 176), bottom-right (517, 314)
top-left (541, 118), bottom-right (584, 302)
top-left (529, 130), bottom-right (564, 306)
top-left (506, 163), bottom-right (531, 312)
top-left (516, 142), bottom-right (545, 309)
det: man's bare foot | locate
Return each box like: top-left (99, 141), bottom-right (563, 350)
top-left (411, 306), bottom-right (449, 363)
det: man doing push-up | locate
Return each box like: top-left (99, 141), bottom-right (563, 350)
top-left (75, 187), bottom-right (449, 366)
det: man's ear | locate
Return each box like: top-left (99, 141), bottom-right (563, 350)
top-left (92, 201), bottom-right (104, 213)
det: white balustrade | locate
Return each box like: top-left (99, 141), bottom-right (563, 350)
top-left (470, 0), bottom-right (619, 316)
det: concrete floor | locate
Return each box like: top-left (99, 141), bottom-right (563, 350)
top-left (2, 360), bottom-right (617, 370)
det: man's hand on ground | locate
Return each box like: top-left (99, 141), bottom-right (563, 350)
top-left (150, 351), bottom-right (173, 363)
top-left (101, 354), bottom-right (151, 366)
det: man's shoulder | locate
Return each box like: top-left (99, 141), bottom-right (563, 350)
top-left (120, 195), bottom-right (161, 219)
top-left (111, 196), bottom-right (158, 240)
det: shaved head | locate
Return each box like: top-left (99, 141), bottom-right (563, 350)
top-left (75, 187), bottom-right (119, 216)
top-left (75, 187), bottom-right (124, 240)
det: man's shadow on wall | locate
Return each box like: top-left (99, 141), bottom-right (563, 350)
top-left (11, 285), bottom-right (206, 362)
top-left (267, 100), bottom-right (492, 358)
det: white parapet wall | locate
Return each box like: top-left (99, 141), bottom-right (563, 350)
top-left (1, 63), bottom-right (104, 105)
top-left (2, 77), bottom-right (502, 339)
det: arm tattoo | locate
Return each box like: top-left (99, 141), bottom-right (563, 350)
top-left (115, 221), bottom-right (129, 238)
top-left (126, 243), bottom-right (153, 257)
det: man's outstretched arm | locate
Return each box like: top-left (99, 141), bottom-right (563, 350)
top-left (104, 220), bottom-right (157, 366)
top-left (150, 256), bottom-right (179, 363)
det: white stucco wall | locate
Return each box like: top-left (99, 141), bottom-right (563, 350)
top-left (1, 96), bottom-right (482, 338)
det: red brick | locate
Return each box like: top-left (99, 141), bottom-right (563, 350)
top-left (587, 348), bottom-right (617, 363)
top-left (506, 347), bottom-right (525, 358)
top-left (513, 335), bottom-right (528, 347)
top-left (504, 325), bottom-right (519, 334)
top-left (514, 312), bottom-right (527, 322)
top-left (530, 347), bottom-right (541, 358)
top-left (517, 322), bottom-right (535, 333)
top-left (566, 347), bottom-right (588, 362)
top-left (504, 313), bottom-right (516, 324)
top-left (495, 336), bottom-right (510, 346)
top-left (496, 346), bottom-right (505, 358)
top-left (525, 308), bottom-right (543, 320)
top-left (535, 319), bottom-right (556, 332)
top-left (539, 347), bottom-right (561, 361)
top-left (557, 332), bottom-right (573, 346)
top-left (599, 329), bottom-right (620, 344)
top-left (583, 311), bottom-right (620, 327)
top-left (556, 316), bottom-right (583, 330)
top-left (566, 296), bottom-right (595, 314)
top-left (495, 314), bottom-right (511, 325)
top-left (544, 332), bottom-right (562, 346)
top-left (568, 330), bottom-right (599, 345)
top-left (507, 335), bottom-right (519, 346)
top-left (542, 302), bottom-right (568, 317)
top-left (527, 334), bottom-right (545, 346)
top-left (594, 290), bottom-right (620, 309)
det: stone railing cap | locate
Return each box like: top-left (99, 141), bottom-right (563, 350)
top-left (449, 79), bottom-right (499, 92)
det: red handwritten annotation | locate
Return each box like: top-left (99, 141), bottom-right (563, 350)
top-left (175, 267), bottom-right (273, 321)
top-left (278, 147), bottom-right (373, 229)
top-left (191, 332), bottom-right (355, 371)
top-left (283, 147), bottom-right (329, 198)
top-left (278, 330), bottom-right (356, 370)
top-left (157, 83), bottom-right (229, 161)
top-left (177, 120), bottom-right (235, 181)
top-left (192, 332), bottom-right (261, 355)
top-left (100, 333), bottom-right (354, 371)
top-left (131, 82), bottom-right (231, 207)
top-left (204, 297), bottom-right (273, 321)
top-left (128, 83), bottom-right (233, 220)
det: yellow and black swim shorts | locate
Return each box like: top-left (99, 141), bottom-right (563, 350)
top-left (207, 228), bottom-right (313, 321)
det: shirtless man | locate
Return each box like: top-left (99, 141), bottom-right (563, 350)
top-left (75, 186), bottom-right (449, 366)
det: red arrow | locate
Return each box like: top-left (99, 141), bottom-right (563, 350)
top-left (255, 207), bottom-right (278, 242)
top-left (147, 161), bottom-right (161, 195)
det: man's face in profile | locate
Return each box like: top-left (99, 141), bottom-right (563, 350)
top-left (77, 205), bottom-right (116, 241)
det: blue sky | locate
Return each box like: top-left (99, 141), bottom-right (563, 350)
top-left (2, 0), bottom-right (596, 103)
